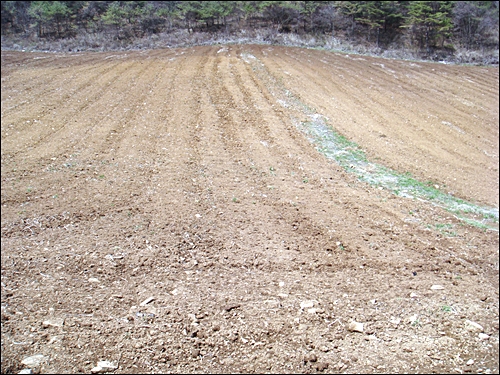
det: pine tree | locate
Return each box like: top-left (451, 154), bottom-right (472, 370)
top-left (402, 1), bottom-right (453, 52)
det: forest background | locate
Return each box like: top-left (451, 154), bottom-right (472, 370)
top-left (1, 1), bottom-right (499, 64)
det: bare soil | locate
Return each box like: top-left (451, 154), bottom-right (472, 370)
top-left (1, 45), bottom-right (499, 374)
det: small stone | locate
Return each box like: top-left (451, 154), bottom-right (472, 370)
top-left (410, 292), bottom-right (419, 298)
top-left (390, 317), bottom-right (401, 325)
top-left (192, 349), bottom-right (200, 358)
top-left (95, 360), bottom-right (117, 372)
top-left (347, 321), bottom-right (364, 333)
top-left (300, 300), bottom-right (315, 309)
top-left (21, 355), bottom-right (47, 367)
top-left (139, 297), bottom-right (155, 306)
top-left (465, 320), bottom-right (484, 332)
top-left (314, 362), bottom-right (329, 372)
top-left (88, 278), bottom-right (99, 283)
top-left (18, 369), bottom-right (33, 374)
top-left (304, 353), bottom-right (317, 363)
top-left (478, 333), bottom-right (490, 340)
top-left (42, 318), bottom-right (64, 328)
top-left (223, 303), bottom-right (240, 312)
top-left (466, 359), bottom-right (474, 366)
top-left (430, 285), bottom-right (444, 290)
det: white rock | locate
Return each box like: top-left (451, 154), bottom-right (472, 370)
top-left (408, 314), bottom-right (419, 324)
top-left (97, 361), bottom-right (117, 371)
top-left (42, 318), bottom-right (64, 328)
top-left (300, 300), bottom-right (315, 309)
top-left (466, 359), bottom-right (474, 366)
top-left (390, 317), bottom-right (401, 325)
top-left (465, 320), bottom-right (484, 332)
top-left (18, 369), bottom-right (33, 374)
top-left (478, 333), bottom-right (490, 340)
top-left (91, 361), bottom-right (118, 373)
top-left (139, 297), bottom-right (155, 306)
top-left (88, 278), bottom-right (99, 283)
top-left (410, 292), bottom-right (419, 298)
top-left (348, 321), bottom-right (364, 332)
top-left (430, 285), bottom-right (444, 290)
top-left (279, 281), bottom-right (285, 287)
top-left (21, 355), bottom-right (46, 367)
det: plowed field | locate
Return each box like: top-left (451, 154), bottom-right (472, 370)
top-left (1, 45), bottom-right (499, 374)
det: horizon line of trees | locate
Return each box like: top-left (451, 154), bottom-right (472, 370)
top-left (1, 1), bottom-right (499, 52)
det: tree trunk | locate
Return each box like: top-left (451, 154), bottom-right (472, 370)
top-left (425, 28), bottom-right (430, 52)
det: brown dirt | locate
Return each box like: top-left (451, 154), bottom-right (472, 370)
top-left (1, 45), bottom-right (498, 374)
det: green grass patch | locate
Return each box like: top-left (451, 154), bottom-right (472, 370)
top-left (242, 50), bottom-right (498, 230)
top-left (293, 108), bottom-right (498, 230)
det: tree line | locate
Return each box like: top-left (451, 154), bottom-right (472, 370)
top-left (1, 1), bottom-right (498, 52)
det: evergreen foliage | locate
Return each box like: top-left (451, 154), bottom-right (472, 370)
top-left (1, 1), bottom-right (498, 54)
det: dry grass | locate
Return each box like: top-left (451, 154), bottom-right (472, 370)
top-left (2, 28), bottom-right (498, 65)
